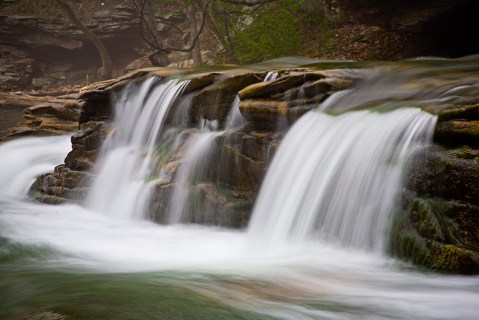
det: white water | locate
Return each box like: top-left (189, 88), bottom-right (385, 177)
top-left (0, 196), bottom-right (478, 319)
top-left (225, 95), bottom-right (244, 129)
top-left (86, 78), bottom-right (189, 218)
top-left (169, 94), bottom-right (249, 223)
top-left (169, 131), bottom-right (219, 223)
top-left (1, 62), bottom-right (479, 319)
top-left (264, 71), bottom-right (279, 81)
top-left (0, 135), bottom-right (71, 197)
top-left (249, 108), bottom-right (437, 252)
top-left (0, 115), bottom-right (477, 320)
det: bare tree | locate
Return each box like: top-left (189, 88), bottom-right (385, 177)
top-left (54, 0), bottom-right (113, 80)
top-left (131, 0), bottom-right (212, 67)
top-left (131, 0), bottom-right (278, 66)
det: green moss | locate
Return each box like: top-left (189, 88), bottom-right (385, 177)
top-left (144, 174), bottom-right (159, 183)
top-left (389, 197), bottom-right (479, 274)
top-left (389, 212), bottom-right (429, 266)
top-left (227, 0), bottom-right (303, 64)
top-left (410, 198), bottom-right (445, 241)
top-left (430, 244), bottom-right (460, 271)
top-left (446, 145), bottom-right (479, 160)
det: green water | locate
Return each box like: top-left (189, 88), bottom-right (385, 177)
top-left (0, 239), bottom-right (271, 320)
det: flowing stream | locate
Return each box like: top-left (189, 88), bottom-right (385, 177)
top-left (1, 59), bottom-right (479, 319)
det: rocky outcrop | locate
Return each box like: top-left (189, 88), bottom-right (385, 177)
top-left (13, 62), bottom-right (479, 274)
top-left (238, 69), bottom-right (356, 130)
top-left (391, 104), bottom-right (479, 274)
top-left (31, 66), bottom-right (355, 226)
top-left (0, 7), bottom-right (146, 90)
top-left (0, 91), bottom-right (81, 141)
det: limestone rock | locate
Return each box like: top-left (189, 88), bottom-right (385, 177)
top-left (4, 100), bottom-right (80, 140)
top-left (190, 72), bottom-right (265, 123)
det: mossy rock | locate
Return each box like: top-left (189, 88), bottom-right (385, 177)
top-left (390, 197), bottom-right (479, 274)
top-left (437, 104), bottom-right (479, 122)
top-left (409, 198), bottom-right (446, 242)
top-left (405, 146), bottom-right (479, 205)
top-left (429, 244), bottom-right (479, 274)
top-left (435, 119), bottom-right (479, 147)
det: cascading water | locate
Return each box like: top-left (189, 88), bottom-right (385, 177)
top-left (169, 131), bottom-right (219, 223)
top-left (0, 135), bottom-right (71, 196)
top-left (169, 96), bottom-right (246, 224)
top-left (264, 71), bottom-right (279, 81)
top-left (248, 108), bottom-right (437, 252)
top-left (1, 59), bottom-right (479, 320)
top-left (86, 78), bottom-right (189, 218)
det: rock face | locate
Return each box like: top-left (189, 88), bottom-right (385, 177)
top-left (0, 7), bottom-right (145, 90)
top-left (391, 104), bottom-right (479, 274)
top-left (0, 90), bottom-right (81, 141)
top-left (0, 4), bottom-right (199, 91)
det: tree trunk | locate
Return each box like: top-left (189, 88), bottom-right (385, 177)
top-left (54, 0), bottom-right (113, 80)
top-left (188, 6), bottom-right (203, 66)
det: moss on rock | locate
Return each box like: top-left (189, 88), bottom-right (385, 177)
top-left (390, 196), bottom-right (479, 274)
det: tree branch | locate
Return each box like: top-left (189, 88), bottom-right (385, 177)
top-left (54, 0), bottom-right (112, 79)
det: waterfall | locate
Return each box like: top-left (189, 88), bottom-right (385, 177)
top-left (86, 78), bottom-right (189, 218)
top-left (224, 96), bottom-right (244, 129)
top-left (248, 108), bottom-right (437, 252)
top-left (168, 131), bottom-right (218, 224)
top-left (168, 97), bottom-right (245, 224)
top-left (264, 71), bottom-right (278, 81)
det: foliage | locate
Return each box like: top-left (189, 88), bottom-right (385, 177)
top-left (225, 0), bottom-right (303, 64)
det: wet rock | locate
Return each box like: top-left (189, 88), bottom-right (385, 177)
top-left (182, 72), bottom-right (217, 94)
top-left (406, 146), bottom-right (479, 206)
top-left (32, 165), bottom-right (93, 204)
top-left (239, 99), bottom-right (289, 125)
top-left (390, 197), bottom-right (479, 274)
top-left (238, 72), bottom-right (324, 100)
top-left (394, 138), bottom-right (479, 274)
top-left (437, 104), bottom-right (479, 122)
top-left (183, 183), bottom-right (252, 228)
top-left (190, 72), bottom-right (265, 124)
top-left (435, 120), bottom-right (479, 147)
top-left (239, 99), bottom-right (320, 130)
top-left (3, 99), bottom-right (81, 140)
